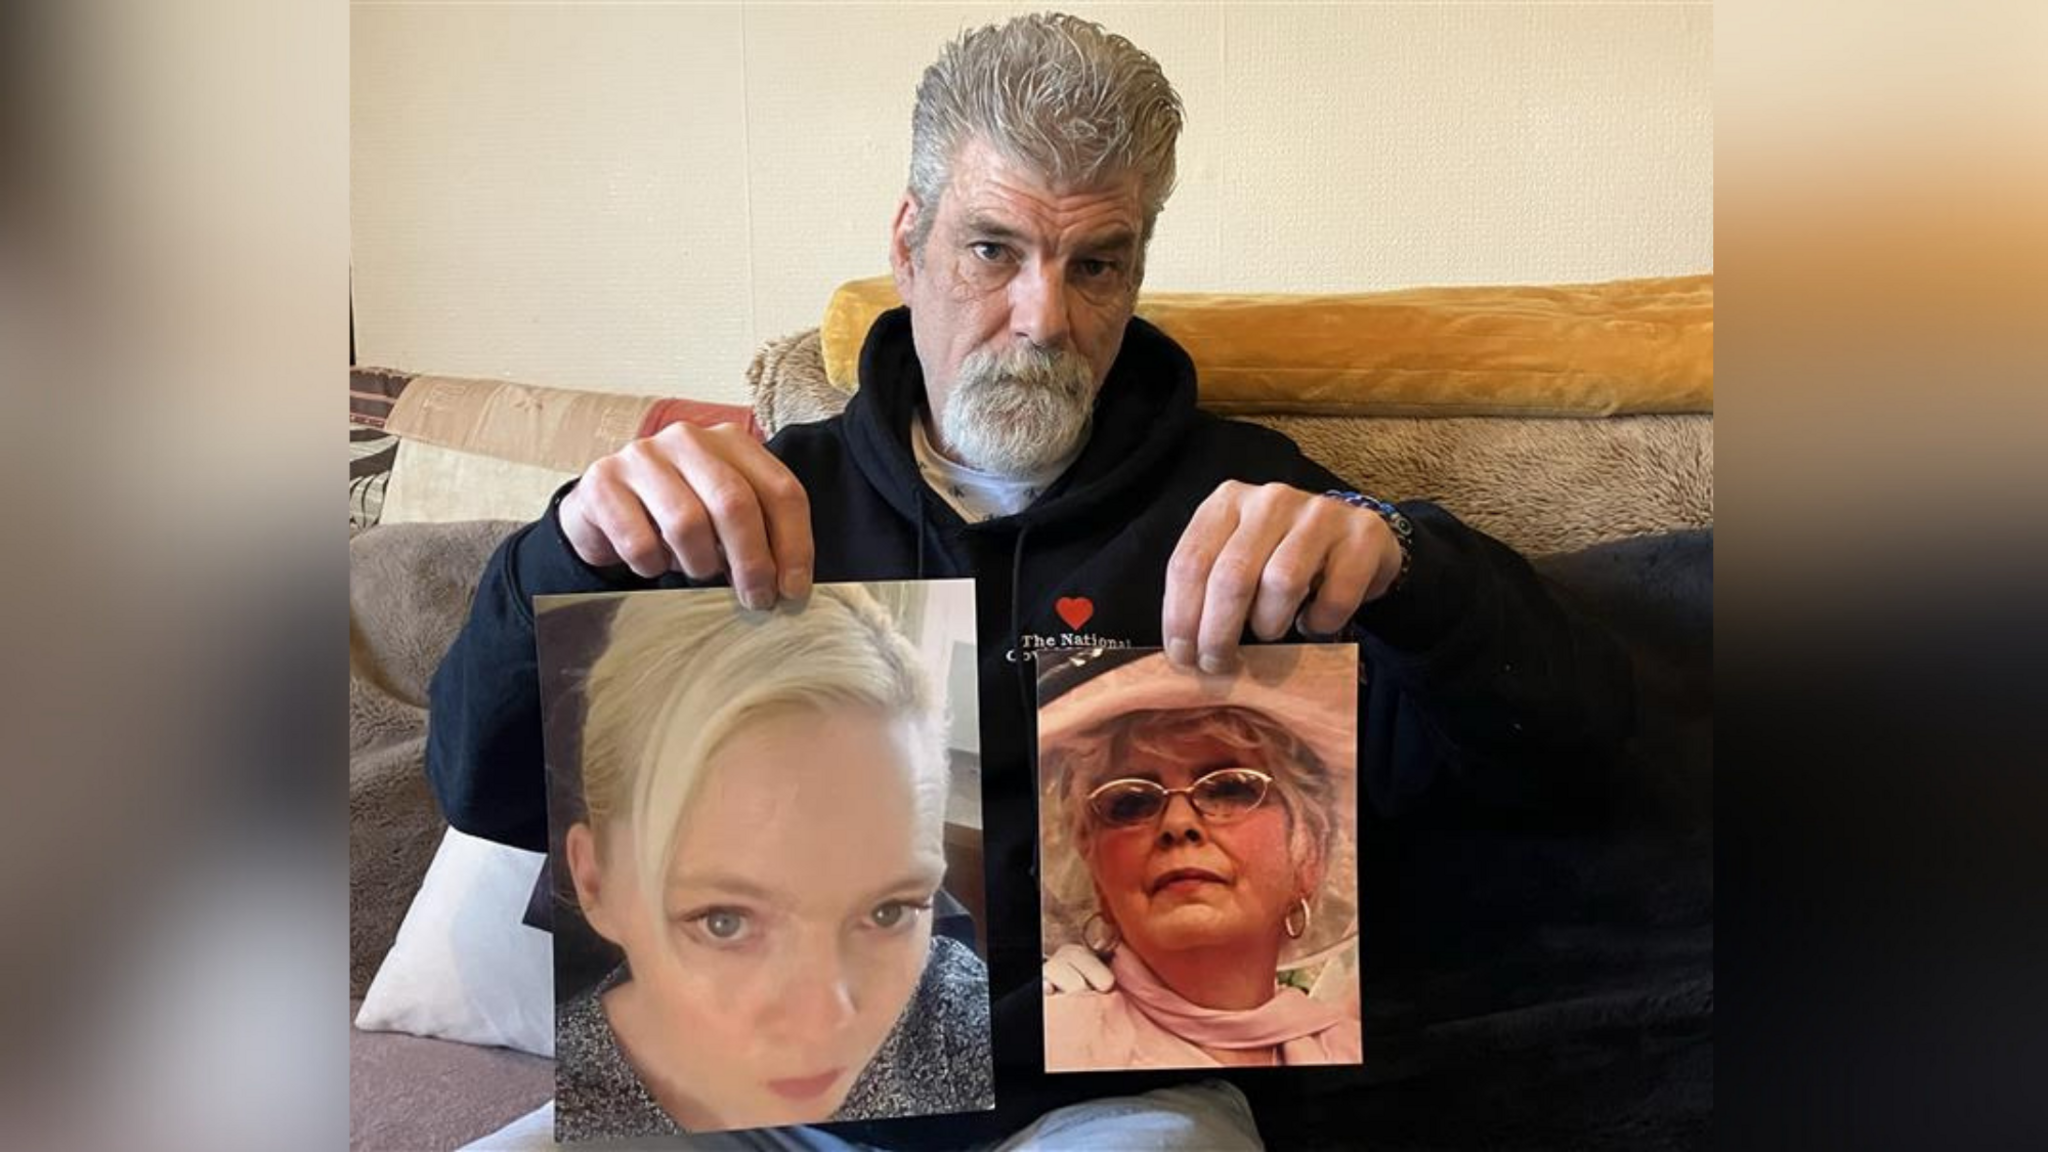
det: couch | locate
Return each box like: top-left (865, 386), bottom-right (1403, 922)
top-left (348, 274), bottom-right (1713, 1150)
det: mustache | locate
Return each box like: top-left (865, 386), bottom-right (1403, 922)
top-left (954, 345), bottom-right (1093, 400)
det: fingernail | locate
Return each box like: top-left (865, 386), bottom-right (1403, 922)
top-left (741, 586), bottom-right (770, 611)
top-left (1199, 652), bottom-right (1233, 675)
top-left (780, 567), bottom-right (811, 599)
top-left (1166, 639), bottom-right (1193, 667)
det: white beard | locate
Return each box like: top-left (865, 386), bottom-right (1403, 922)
top-left (938, 345), bottom-right (1097, 477)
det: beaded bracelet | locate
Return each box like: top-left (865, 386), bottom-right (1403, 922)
top-left (1321, 490), bottom-right (1415, 591)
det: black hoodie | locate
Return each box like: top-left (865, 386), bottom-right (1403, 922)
top-left (426, 308), bottom-right (1640, 1145)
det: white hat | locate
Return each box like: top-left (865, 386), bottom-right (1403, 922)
top-left (1034, 644), bottom-right (1360, 969)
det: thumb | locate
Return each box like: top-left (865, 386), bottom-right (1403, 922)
top-left (1078, 947), bottom-right (1116, 991)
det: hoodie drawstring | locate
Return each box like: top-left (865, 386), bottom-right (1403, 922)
top-left (914, 503), bottom-right (928, 579)
top-left (1009, 523), bottom-right (1034, 713)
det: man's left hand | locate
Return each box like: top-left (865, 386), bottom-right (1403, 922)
top-left (1162, 481), bottom-right (1404, 672)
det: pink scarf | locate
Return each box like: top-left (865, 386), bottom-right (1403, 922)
top-left (1109, 948), bottom-right (1356, 1065)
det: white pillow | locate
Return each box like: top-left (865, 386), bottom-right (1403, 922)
top-left (355, 827), bottom-right (555, 1057)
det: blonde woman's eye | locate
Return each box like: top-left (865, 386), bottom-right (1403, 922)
top-left (681, 907), bottom-right (752, 945)
top-left (869, 900), bottom-right (929, 931)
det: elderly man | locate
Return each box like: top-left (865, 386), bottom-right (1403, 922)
top-left (429, 12), bottom-right (1633, 1149)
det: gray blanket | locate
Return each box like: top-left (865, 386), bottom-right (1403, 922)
top-left (349, 519), bottom-right (520, 997)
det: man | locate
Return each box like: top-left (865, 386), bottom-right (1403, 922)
top-left (429, 13), bottom-right (1635, 1147)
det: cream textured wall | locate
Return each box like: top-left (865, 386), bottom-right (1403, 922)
top-left (352, 2), bottom-right (1712, 405)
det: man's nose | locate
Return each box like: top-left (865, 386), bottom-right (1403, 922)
top-left (1009, 260), bottom-right (1072, 350)
top-left (1156, 791), bottom-right (1206, 846)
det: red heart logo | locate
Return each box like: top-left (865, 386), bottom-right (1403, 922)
top-left (1055, 596), bottom-right (1094, 630)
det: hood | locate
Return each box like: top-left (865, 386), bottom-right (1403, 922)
top-left (841, 306), bottom-right (1202, 535)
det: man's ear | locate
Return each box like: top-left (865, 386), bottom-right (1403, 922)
top-left (565, 822), bottom-right (623, 945)
top-left (889, 192), bottom-right (922, 296)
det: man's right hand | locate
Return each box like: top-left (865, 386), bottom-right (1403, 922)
top-left (558, 422), bottom-right (813, 609)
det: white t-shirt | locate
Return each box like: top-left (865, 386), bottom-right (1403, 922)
top-left (910, 416), bottom-right (1079, 523)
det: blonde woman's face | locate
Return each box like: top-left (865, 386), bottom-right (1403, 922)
top-left (586, 706), bottom-right (947, 1132)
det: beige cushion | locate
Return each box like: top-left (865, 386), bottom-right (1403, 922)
top-left (384, 374), bottom-right (659, 475)
top-left (380, 439), bottom-right (575, 524)
top-left (370, 371), bottom-right (759, 523)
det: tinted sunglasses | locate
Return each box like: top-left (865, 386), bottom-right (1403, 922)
top-left (1085, 767), bottom-right (1275, 828)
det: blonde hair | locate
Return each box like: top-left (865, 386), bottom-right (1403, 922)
top-left (578, 586), bottom-right (948, 944)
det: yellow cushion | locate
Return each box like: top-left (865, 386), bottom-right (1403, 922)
top-left (819, 273), bottom-right (1712, 417)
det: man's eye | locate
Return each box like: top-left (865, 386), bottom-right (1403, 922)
top-left (1076, 258), bottom-right (1115, 279)
top-left (968, 241), bottom-right (1008, 262)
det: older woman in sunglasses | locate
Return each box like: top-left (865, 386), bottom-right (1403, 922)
top-left (1036, 645), bottom-right (1364, 1072)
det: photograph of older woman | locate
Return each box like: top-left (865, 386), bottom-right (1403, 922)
top-left (1036, 644), bottom-right (1363, 1073)
top-left (533, 581), bottom-right (993, 1140)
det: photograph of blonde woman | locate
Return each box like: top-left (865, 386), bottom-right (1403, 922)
top-left (534, 581), bottom-right (993, 1140)
top-left (1036, 644), bottom-right (1363, 1073)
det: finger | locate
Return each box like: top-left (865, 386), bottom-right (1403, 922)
top-left (1045, 960), bottom-right (1089, 996)
top-left (556, 482), bottom-right (621, 569)
top-left (1049, 944), bottom-right (1107, 993)
top-left (1162, 487), bottom-right (1241, 668)
top-left (1298, 513), bottom-right (1382, 636)
top-left (1075, 947), bottom-right (1116, 992)
top-left (622, 450), bottom-right (721, 580)
top-left (677, 452), bottom-right (777, 609)
top-left (1248, 515), bottom-right (1336, 641)
top-left (720, 433), bottom-right (814, 600)
top-left (1196, 504), bottom-right (1292, 673)
top-left (571, 460), bottom-right (669, 578)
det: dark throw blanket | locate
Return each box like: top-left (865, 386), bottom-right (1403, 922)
top-left (1246, 528), bottom-right (1713, 1151)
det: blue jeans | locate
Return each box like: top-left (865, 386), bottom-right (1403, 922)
top-left (462, 1082), bottom-right (1262, 1151)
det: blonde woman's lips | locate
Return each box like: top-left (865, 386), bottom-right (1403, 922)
top-left (767, 1069), bottom-right (844, 1101)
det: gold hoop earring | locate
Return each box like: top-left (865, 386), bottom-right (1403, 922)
top-left (1283, 896), bottom-right (1312, 940)
top-left (1082, 911), bottom-right (1121, 954)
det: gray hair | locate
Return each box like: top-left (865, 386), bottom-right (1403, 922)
top-left (907, 12), bottom-right (1184, 258)
top-left (1050, 706), bottom-right (1337, 873)
top-left (1035, 702), bottom-right (1361, 964)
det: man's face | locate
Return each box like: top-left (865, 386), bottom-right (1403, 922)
top-left (890, 137), bottom-right (1146, 475)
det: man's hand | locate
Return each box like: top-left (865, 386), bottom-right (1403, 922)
top-left (558, 422), bottom-right (813, 609)
top-left (1162, 481), bottom-right (1403, 672)
top-left (1041, 943), bottom-right (1116, 996)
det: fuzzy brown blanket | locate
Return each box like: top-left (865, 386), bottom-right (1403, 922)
top-left (349, 519), bottom-right (520, 997)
